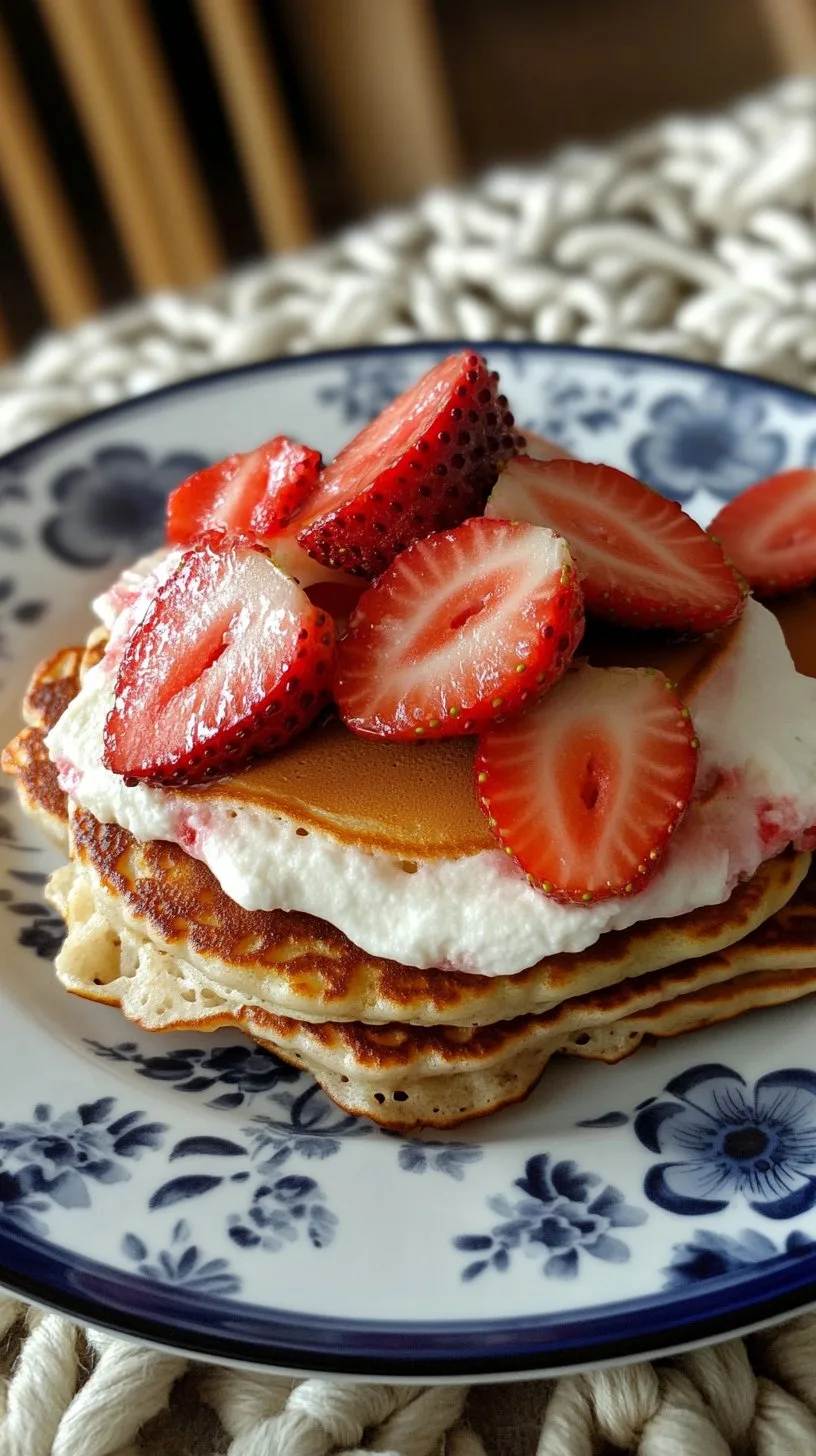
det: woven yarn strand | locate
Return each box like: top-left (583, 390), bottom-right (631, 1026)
top-left (3, 72), bottom-right (816, 1456)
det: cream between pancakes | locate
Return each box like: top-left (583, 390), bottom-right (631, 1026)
top-left (47, 572), bottom-right (816, 976)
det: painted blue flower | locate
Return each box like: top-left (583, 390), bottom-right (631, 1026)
top-left (317, 359), bottom-right (414, 424)
top-left (635, 1064), bottom-right (816, 1219)
top-left (397, 1139), bottom-right (483, 1181)
top-left (538, 380), bottom-right (638, 451)
top-left (122, 1219), bottom-right (241, 1298)
top-left (453, 1152), bottom-right (646, 1281)
top-left (630, 386), bottom-right (785, 498)
top-left (245, 1084), bottom-right (373, 1173)
top-left (41, 446), bottom-right (206, 568)
top-left (87, 1038), bottom-right (301, 1109)
top-left (663, 1227), bottom-right (816, 1288)
top-left (0, 1097), bottom-right (166, 1232)
top-left (227, 1173), bottom-right (337, 1252)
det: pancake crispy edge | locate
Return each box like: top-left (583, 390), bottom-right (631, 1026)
top-left (49, 853), bottom-right (816, 1129)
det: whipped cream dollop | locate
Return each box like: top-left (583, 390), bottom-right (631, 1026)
top-left (47, 558), bottom-right (816, 976)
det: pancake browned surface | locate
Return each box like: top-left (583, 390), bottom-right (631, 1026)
top-left (61, 808), bottom-right (808, 1026)
top-left (48, 854), bottom-right (816, 1128)
top-left (1, 645), bottom-right (84, 846)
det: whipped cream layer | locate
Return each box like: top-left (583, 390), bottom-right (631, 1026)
top-left (47, 564), bottom-right (816, 976)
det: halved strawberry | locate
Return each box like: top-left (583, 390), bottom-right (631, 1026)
top-left (333, 516), bottom-right (584, 740)
top-left (476, 664), bottom-right (698, 903)
top-left (487, 456), bottom-right (745, 633)
top-left (166, 436), bottom-right (322, 546)
top-left (709, 468), bottom-right (816, 597)
top-left (104, 533), bottom-right (334, 786)
top-left (296, 350), bottom-right (524, 577)
top-left (523, 428), bottom-right (571, 461)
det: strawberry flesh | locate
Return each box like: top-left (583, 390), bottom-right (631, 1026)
top-left (296, 350), bottom-right (524, 576)
top-left (104, 534), bottom-right (335, 786)
top-left (710, 467), bottom-right (816, 597)
top-left (476, 664), bottom-right (699, 903)
top-left (487, 456), bottom-right (745, 633)
top-left (166, 436), bottom-right (322, 546)
top-left (334, 516), bottom-right (584, 740)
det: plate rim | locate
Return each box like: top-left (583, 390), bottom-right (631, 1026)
top-left (3, 338), bottom-right (816, 1381)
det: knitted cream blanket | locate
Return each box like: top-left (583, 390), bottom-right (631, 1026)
top-left (2, 74), bottom-right (816, 1456)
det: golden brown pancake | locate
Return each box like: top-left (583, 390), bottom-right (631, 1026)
top-left (6, 590), bottom-right (816, 1126)
top-left (58, 809), bottom-right (807, 1026)
top-left (48, 851), bottom-right (816, 1128)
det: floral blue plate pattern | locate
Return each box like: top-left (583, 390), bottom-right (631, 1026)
top-left (2, 343), bottom-right (816, 1381)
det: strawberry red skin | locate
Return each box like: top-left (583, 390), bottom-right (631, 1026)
top-left (296, 351), bottom-right (524, 577)
top-left (488, 456), bottom-right (746, 634)
top-left (166, 436), bottom-right (322, 546)
top-left (104, 534), bottom-right (334, 786)
top-left (333, 517), bottom-right (584, 741)
top-left (476, 664), bottom-right (699, 904)
top-left (710, 468), bottom-right (816, 597)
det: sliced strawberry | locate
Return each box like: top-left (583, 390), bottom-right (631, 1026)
top-left (104, 533), bottom-right (334, 786)
top-left (523, 428), bottom-right (572, 461)
top-left (476, 664), bottom-right (698, 903)
top-left (333, 517), bottom-right (584, 740)
top-left (710, 468), bottom-right (816, 597)
top-left (296, 350), bottom-right (524, 576)
top-left (487, 456), bottom-right (745, 633)
top-left (166, 436), bottom-right (321, 546)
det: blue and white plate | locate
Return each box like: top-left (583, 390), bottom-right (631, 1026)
top-left (1, 342), bottom-right (816, 1382)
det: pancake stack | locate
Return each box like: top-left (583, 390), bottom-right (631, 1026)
top-left (6, 595), bottom-right (816, 1130)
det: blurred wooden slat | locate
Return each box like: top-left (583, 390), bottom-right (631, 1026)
top-left (37, 0), bottom-right (177, 292)
top-left (0, 296), bottom-right (14, 363)
top-left (193, 0), bottom-right (314, 252)
top-left (0, 16), bottom-right (99, 331)
top-left (289, 0), bottom-right (461, 208)
top-left (92, 0), bottom-right (225, 287)
top-left (756, 0), bottom-right (816, 69)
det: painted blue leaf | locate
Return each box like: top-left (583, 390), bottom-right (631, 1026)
top-left (577, 1112), bottom-right (629, 1128)
top-left (122, 1233), bottom-right (147, 1261)
top-left (588, 1233), bottom-right (630, 1264)
top-left (79, 1097), bottom-right (117, 1125)
top-left (47, 1169), bottom-right (91, 1209)
top-left (398, 1145), bottom-right (427, 1173)
top-left (462, 1260), bottom-right (489, 1282)
top-left (149, 1175), bottom-right (223, 1208)
top-left (177, 1245), bottom-right (198, 1276)
top-left (169, 1137), bottom-right (245, 1161)
top-left (453, 1235), bottom-right (493, 1251)
top-left (228, 1225), bottom-right (260, 1249)
top-left (492, 1248), bottom-right (509, 1271)
top-left (209, 1093), bottom-right (245, 1110)
top-left (9, 870), bottom-right (48, 886)
top-left (116, 1124), bottom-right (167, 1155)
top-left (545, 1249), bottom-right (579, 1279)
top-left (177, 1077), bottom-right (219, 1094)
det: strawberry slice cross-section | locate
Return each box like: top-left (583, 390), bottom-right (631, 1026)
top-left (487, 456), bottom-right (745, 633)
top-left (104, 533), bottom-right (335, 786)
top-left (476, 663), bottom-right (699, 903)
top-left (166, 435), bottom-right (322, 546)
top-left (710, 467), bottom-right (816, 597)
top-left (333, 516), bottom-right (584, 740)
top-left (296, 350), bottom-right (524, 577)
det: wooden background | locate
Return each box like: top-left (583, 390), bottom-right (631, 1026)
top-left (0, 0), bottom-right (806, 355)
